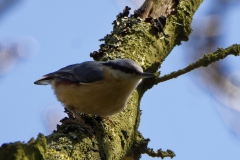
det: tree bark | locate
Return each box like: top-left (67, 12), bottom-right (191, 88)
top-left (0, 0), bottom-right (204, 159)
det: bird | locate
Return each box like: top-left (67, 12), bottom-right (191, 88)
top-left (34, 59), bottom-right (155, 133)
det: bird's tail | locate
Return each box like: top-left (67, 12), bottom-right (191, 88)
top-left (34, 76), bottom-right (53, 85)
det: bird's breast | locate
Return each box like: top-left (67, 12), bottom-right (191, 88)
top-left (52, 78), bottom-right (141, 116)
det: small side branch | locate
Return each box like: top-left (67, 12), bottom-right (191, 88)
top-left (144, 148), bottom-right (175, 159)
top-left (155, 44), bottom-right (240, 84)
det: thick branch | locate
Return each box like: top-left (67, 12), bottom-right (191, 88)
top-left (155, 44), bottom-right (240, 84)
top-left (140, 0), bottom-right (178, 19)
top-left (0, 0), bottom-right (204, 159)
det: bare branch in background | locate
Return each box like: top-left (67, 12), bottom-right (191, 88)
top-left (0, 41), bottom-right (20, 76)
top-left (0, 0), bottom-right (32, 78)
top-left (0, 0), bottom-right (23, 20)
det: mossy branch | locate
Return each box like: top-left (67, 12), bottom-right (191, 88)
top-left (143, 148), bottom-right (175, 159)
top-left (0, 0), bottom-right (207, 159)
top-left (155, 44), bottom-right (240, 84)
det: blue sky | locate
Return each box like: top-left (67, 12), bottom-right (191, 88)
top-left (0, 1), bottom-right (240, 160)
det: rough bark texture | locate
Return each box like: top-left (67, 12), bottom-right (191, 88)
top-left (0, 0), bottom-right (203, 159)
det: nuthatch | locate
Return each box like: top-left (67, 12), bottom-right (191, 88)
top-left (34, 59), bottom-right (154, 123)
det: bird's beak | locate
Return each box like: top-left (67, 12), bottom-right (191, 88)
top-left (139, 72), bottom-right (155, 78)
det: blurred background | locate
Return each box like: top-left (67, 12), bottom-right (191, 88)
top-left (0, 0), bottom-right (240, 159)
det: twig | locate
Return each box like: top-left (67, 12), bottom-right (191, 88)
top-left (155, 44), bottom-right (240, 84)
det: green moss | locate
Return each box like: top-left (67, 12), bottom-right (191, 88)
top-left (0, 1), bottom-right (205, 159)
top-left (0, 133), bottom-right (47, 160)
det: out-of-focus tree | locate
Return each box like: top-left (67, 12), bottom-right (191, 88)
top-left (185, 0), bottom-right (240, 136)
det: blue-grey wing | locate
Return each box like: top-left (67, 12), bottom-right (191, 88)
top-left (73, 61), bottom-right (104, 83)
top-left (45, 61), bottom-right (104, 83)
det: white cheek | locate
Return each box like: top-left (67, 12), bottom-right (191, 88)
top-left (109, 70), bottom-right (137, 79)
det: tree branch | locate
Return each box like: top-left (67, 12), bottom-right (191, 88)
top-left (155, 44), bottom-right (240, 84)
top-left (0, 0), bottom-right (207, 159)
top-left (139, 0), bottom-right (178, 19)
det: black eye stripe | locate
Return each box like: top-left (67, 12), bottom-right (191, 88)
top-left (103, 62), bottom-right (139, 74)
